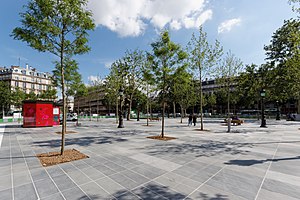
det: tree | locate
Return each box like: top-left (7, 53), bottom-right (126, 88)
top-left (264, 19), bottom-right (300, 109)
top-left (187, 26), bottom-right (223, 131)
top-left (39, 87), bottom-right (57, 100)
top-left (11, 88), bottom-right (26, 110)
top-left (0, 81), bottom-right (11, 118)
top-left (150, 30), bottom-right (187, 137)
top-left (74, 83), bottom-right (87, 126)
top-left (12, 0), bottom-right (95, 155)
top-left (172, 65), bottom-right (194, 123)
top-left (236, 64), bottom-right (261, 109)
top-left (26, 90), bottom-right (38, 100)
top-left (215, 51), bottom-right (243, 132)
top-left (123, 49), bottom-right (145, 121)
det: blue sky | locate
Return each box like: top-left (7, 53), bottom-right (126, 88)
top-left (0, 0), bottom-right (297, 84)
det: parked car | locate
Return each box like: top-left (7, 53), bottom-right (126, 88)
top-left (60, 113), bottom-right (77, 124)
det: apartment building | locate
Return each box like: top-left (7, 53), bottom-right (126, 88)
top-left (0, 65), bottom-right (53, 95)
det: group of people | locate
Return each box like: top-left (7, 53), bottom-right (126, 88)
top-left (188, 114), bottom-right (197, 126)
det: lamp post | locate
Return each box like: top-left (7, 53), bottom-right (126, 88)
top-left (276, 100), bottom-right (280, 120)
top-left (137, 102), bottom-right (140, 121)
top-left (118, 87), bottom-right (124, 128)
top-left (260, 89), bottom-right (267, 127)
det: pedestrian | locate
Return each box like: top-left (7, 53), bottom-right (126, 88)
top-left (188, 114), bottom-right (193, 126)
top-left (193, 114), bottom-right (197, 126)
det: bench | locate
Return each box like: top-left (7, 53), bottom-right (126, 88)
top-left (149, 117), bottom-right (160, 121)
top-left (224, 119), bottom-right (244, 125)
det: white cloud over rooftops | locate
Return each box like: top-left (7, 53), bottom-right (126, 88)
top-left (87, 0), bottom-right (213, 37)
top-left (218, 18), bottom-right (241, 34)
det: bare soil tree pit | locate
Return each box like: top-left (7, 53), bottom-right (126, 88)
top-left (147, 135), bottom-right (177, 141)
top-left (37, 149), bottom-right (89, 167)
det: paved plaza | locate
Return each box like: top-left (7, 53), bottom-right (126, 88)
top-left (0, 118), bottom-right (300, 200)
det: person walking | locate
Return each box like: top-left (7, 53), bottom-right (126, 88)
top-left (193, 114), bottom-right (197, 126)
top-left (188, 114), bottom-right (193, 126)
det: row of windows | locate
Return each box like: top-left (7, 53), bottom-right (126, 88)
top-left (14, 81), bottom-right (48, 90)
top-left (13, 76), bottom-right (48, 84)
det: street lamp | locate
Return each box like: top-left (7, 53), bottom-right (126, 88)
top-left (118, 87), bottom-right (124, 128)
top-left (276, 100), bottom-right (280, 120)
top-left (260, 89), bottom-right (267, 127)
top-left (137, 101), bottom-right (140, 121)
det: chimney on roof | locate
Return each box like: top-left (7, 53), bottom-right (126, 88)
top-left (26, 63), bottom-right (29, 70)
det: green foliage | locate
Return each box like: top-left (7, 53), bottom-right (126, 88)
top-left (25, 90), bottom-right (38, 100)
top-left (187, 26), bottom-right (223, 130)
top-left (12, 0), bottom-right (95, 154)
top-left (236, 64), bottom-right (260, 108)
top-left (39, 88), bottom-right (57, 100)
top-left (0, 81), bottom-right (11, 114)
top-left (264, 19), bottom-right (300, 102)
top-left (150, 30), bottom-right (187, 136)
top-left (11, 88), bottom-right (26, 109)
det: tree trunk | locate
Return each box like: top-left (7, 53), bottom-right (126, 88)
top-left (116, 98), bottom-right (118, 123)
top-left (146, 85), bottom-right (149, 126)
top-left (180, 105), bottom-right (183, 123)
top-left (227, 89), bottom-right (231, 133)
top-left (173, 101), bottom-right (176, 118)
top-left (60, 39), bottom-right (66, 155)
top-left (199, 69), bottom-right (203, 130)
top-left (76, 100), bottom-right (79, 126)
top-left (161, 101), bottom-right (165, 138)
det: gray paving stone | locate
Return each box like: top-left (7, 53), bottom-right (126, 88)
top-left (40, 192), bottom-right (65, 200)
top-left (96, 176), bottom-right (127, 195)
top-left (52, 174), bottom-right (77, 191)
top-left (30, 168), bottom-right (50, 182)
top-left (34, 178), bottom-right (60, 199)
top-left (80, 181), bottom-right (111, 199)
top-left (66, 170), bottom-right (91, 185)
top-left (61, 186), bottom-right (89, 200)
top-left (188, 184), bottom-right (247, 200)
top-left (256, 188), bottom-right (299, 200)
top-left (206, 168), bottom-right (263, 200)
top-left (46, 166), bottom-right (65, 178)
top-left (0, 188), bottom-right (12, 200)
top-left (121, 170), bottom-right (150, 185)
top-left (261, 178), bottom-right (300, 199)
top-left (0, 174), bottom-right (12, 191)
top-left (110, 173), bottom-right (141, 190)
top-left (81, 166), bottom-right (106, 180)
top-left (13, 171), bottom-right (32, 187)
top-left (0, 166), bottom-right (11, 177)
top-left (14, 182), bottom-right (38, 200)
top-left (115, 191), bottom-right (141, 200)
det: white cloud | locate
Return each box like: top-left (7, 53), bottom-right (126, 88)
top-left (218, 18), bottom-right (241, 34)
top-left (87, 0), bottom-right (212, 37)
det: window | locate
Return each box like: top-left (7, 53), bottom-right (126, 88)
top-left (39, 85), bottom-right (42, 90)
top-left (23, 77), bottom-right (26, 81)
top-left (23, 82), bottom-right (26, 88)
top-left (31, 84), bottom-right (35, 89)
top-left (15, 76), bottom-right (19, 80)
top-left (15, 81), bottom-right (19, 87)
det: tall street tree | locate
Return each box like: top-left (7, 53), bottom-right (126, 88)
top-left (150, 30), bottom-right (187, 138)
top-left (264, 19), bottom-right (300, 109)
top-left (187, 26), bottom-right (223, 131)
top-left (215, 51), bottom-right (243, 133)
top-left (12, 0), bottom-right (95, 155)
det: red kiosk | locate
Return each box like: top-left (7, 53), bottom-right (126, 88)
top-left (23, 100), bottom-right (56, 127)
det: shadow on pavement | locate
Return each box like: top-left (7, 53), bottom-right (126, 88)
top-left (225, 155), bottom-right (300, 166)
top-left (33, 136), bottom-right (128, 148)
top-left (139, 140), bottom-right (251, 157)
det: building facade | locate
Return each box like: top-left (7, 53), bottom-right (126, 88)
top-left (0, 65), bottom-right (54, 111)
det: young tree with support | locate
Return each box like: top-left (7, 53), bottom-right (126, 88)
top-left (12, 0), bottom-right (95, 155)
top-left (187, 26), bottom-right (223, 131)
top-left (150, 31), bottom-right (187, 138)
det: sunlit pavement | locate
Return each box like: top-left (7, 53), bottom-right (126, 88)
top-left (0, 118), bottom-right (300, 200)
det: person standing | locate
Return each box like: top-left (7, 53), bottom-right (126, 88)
top-left (188, 114), bottom-right (193, 126)
top-left (193, 114), bottom-right (197, 126)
